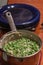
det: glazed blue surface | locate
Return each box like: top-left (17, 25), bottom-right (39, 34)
top-left (0, 4), bottom-right (40, 28)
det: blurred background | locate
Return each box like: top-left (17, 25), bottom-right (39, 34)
top-left (0, 0), bottom-right (7, 8)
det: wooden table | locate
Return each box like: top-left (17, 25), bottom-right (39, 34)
top-left (0, 0), bottom-right (43, 65)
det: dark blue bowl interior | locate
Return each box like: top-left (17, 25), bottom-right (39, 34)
top-left (0, 4), bottom-right (40, 29)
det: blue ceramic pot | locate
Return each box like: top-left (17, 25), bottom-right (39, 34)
top-left (0, 4), bottom-right (40, 29)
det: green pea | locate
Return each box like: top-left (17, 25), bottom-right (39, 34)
top-left (3, 37), bottom-right (39, 57)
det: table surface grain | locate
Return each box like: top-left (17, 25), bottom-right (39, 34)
top-left (0, 0), bottom-right (43, 65)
